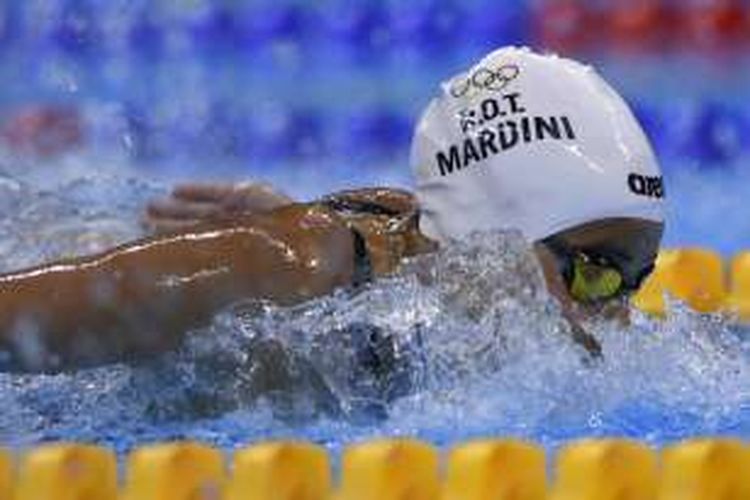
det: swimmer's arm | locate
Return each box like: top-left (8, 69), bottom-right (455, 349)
top-left (145, 182), bottom-right (422, 233)
top-left (0, 205), bottom-right (356, 372)
top-left (146, 182), bottom-right (435, 265)
top-left (145, 182), bottom-right (296, 232)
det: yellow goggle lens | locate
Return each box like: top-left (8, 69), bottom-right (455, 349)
top-left (569, 257), bottom-right (624, 302)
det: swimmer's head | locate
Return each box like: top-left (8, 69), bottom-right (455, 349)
top-left (410, 46), bottom-right (664, 304)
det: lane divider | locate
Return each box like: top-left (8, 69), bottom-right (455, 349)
top-left (227, 442), bottom-right (329, 500)
top-left (339, 439), bottom-right (439, 500)
top-left (551, 439), bottom-right (658, 500)
top-left (632, 248), bottom-right (750, 319)
top-left (661, 439), bottom-right (750, 500)
top-left (122, 441), bottom-right (224, 500)
top-left (4, 438), bottom-right (750, 499)
top-left (444, 439), bottom-right (546, 500)
top-left (15, 444), bottom-right (117, 500)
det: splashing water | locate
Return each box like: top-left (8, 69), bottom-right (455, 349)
top-left (0, 169), bottom-right (750, 461)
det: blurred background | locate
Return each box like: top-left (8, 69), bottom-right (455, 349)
top-left (0, 0), bottom-right (750, 455)
top-left (0, 0), bottom-right (748, 252)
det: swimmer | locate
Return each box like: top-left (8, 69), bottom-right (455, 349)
top-left (0, 47), bottom-right (664, 372)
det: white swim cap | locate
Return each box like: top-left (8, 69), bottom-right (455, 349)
top-left (411, 46), bottom-right (664, 243)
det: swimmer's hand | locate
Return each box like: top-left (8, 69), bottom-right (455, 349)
top-left (567, 317), bottom-right (602, 358)
top-left (534, 242), bottom-right (603, 358)
top-left (144, 182), bottom-right (294, 233)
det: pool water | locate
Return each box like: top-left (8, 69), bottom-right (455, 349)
top-left (1, 158), bottom-right (750, 462)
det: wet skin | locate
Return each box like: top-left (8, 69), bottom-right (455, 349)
top-left (0, 183), bottom-right (661, 372)
top-left (0, 204), bottom-right (357, 371)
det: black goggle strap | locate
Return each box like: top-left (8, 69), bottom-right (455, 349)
top-left (540, 237), bottom-right (576, 282)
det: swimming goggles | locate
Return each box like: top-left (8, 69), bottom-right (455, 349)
top-left (543, 239), bottom-right (655, 303)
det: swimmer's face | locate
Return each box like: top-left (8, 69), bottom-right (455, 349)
top-left (534, 218), bottom-right (664, 318)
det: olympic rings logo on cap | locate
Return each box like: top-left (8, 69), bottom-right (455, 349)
top-left (449, 64), bottom-right (520, 98)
